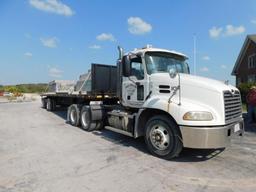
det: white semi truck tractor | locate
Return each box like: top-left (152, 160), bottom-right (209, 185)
top-left (41, 45), bottom-right (244, 159)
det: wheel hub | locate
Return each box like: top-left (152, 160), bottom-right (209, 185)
top-left (150, 125), bottom-right (170, 150)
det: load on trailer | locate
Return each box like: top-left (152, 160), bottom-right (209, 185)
top-left (41, 45), bottom-right (244, 159)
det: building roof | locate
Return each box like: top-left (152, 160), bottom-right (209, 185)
top-left (249, 35), bottom-right (256, 43)
top-left (231, 35), bottom-right (256, 75)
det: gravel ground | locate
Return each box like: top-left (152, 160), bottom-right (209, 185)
top-left (0, 101), bottom-right (256, 192)
top-left (0, 97), bottom-right (9, 103)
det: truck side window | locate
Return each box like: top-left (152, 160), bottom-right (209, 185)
top-left (131, 58), bottom-right (144, 80)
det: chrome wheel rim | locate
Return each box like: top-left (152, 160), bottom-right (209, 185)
top-left (70, 109), bottom-right (76, 123)
top-left (81, 111), bottom-right (89, 128)
top-left (46, 100), bottom-right (50, 109)
top-left (149, 124), bottom-right (170, 150)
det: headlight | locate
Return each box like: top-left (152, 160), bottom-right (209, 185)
top-left (183, 111), bottom-right (213, 121)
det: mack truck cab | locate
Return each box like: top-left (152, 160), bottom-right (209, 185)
top-left (42, 45), bottom-right (244, 159)
top-left (113, 45), bottom-right (244, 159)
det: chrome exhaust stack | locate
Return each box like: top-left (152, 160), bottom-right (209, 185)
top-left (118, 46), bottom-right (124, 60)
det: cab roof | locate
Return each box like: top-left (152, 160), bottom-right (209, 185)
top-left (128, 46), bottom-right (188, 59)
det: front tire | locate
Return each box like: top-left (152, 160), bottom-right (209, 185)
top-left (144, 115), bottom-right (183, 159)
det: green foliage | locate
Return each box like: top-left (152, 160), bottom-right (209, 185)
top-left (5, 86), bottom-right (19, 93)
top-left (238, 82), bottom-right (256, 103)
top-left (2, 84), bottom-right (48, 93)
top-left (0, 85), bottom-right (4, 92)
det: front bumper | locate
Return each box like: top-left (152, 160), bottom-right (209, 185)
top-left (179, 119), bottom-right (244, 149)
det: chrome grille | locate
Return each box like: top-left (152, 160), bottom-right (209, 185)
top-left (223, 90), bottom-right (242, 122)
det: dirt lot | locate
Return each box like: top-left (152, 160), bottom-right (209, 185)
top-left (0, 101), bottom-right (256, 192)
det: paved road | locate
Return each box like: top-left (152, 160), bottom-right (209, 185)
top-left (0, 101), bottom-right (256, 192)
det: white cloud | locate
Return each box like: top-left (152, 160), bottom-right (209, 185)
top-left (40, 37), bottom-right (58, 48)
top-left (209, 27), bottom-right (223, 38)
top-left (251, 19), bottom-right (256, 24)
top-left (24, 52), bottom-right (33, 57)
top-left (209, 25), bottom-right (245, 38)
top-left (128, 17), bottom-right (152, 35)
top-left (200, 67), bottom-right (209, 72)
top-left (49, 67), bottom-right (63, 78)
top-left (29, 0), bottom-right (74, 16)
top-left (224, 25), bottom-right (245, 36)
top-left (221, 65), bottom-right (227, 69)
top-left (96, 33), bottom-right (115, 41)
top-left (89, 45), bottom-right (101, 49)
top-left (202, 56), bottom-right (210, 61)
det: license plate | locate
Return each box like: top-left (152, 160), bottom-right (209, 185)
top-left (234, 123), bottom-right (240, 132)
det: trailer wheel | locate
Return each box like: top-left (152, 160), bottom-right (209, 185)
top-left (80, 106), bottom-right (97, 131)
top-left (41, 98), bottom-right (47, 109)
top-left (46, 98), bottom-right (55, 111)
top-left (69, 104), bottom-right (80, 127)
top-left (144, 115), bottom-right (183, 159)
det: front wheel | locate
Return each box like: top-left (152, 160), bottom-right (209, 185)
top-left (144, 115), bottom-right (183, 159)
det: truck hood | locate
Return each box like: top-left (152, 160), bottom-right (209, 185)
top-left (150, 73), bottom-right (237, 93)
top-left (149, 73), bottom-right (239, 125)
top-left (179, 73), bottom-right (237, 93)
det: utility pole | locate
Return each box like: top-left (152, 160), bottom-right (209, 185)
top-left (193, 34), bottom-right (197, 75)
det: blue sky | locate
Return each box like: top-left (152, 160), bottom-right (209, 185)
top-left (0, 0), bottom-right (256, 85)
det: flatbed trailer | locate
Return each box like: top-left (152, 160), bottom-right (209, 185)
top-left (41, 63), bottom-right (119, 108)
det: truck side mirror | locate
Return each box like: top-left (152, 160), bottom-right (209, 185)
top-left (169, 68), bottom-right (177, 78)
top-left (186, 62), bottom-right (190, 74)
top-left (122, 55), bottom-right (131, 77)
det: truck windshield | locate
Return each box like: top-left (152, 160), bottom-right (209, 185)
top-left (145, 52), bottom-right (189, 75)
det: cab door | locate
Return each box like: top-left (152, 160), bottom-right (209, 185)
top-left (122, 56), bottom-right (147, 108)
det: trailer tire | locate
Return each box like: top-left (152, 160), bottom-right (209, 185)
top-left (80, 106), bottom-right (97, 131)
top-left (41, 98), bottom-right (47, 109)
top-left (69, 104), bottom-right (80, 127)
top-left (144, 115), bottom-right (183, 159)
top-left (46, 98), bottom-right (55, 111)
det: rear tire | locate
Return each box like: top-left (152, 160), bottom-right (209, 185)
top-left (80, 106), bottom-right (97, 131)
top-left (144, 115), bottom-right (183, 159)
top-left (69, 104), bottom-right (80, 127)
top-left (41, 98), bottom-right (47, 109)
top-left (46, 98), bottom-right (55, 111)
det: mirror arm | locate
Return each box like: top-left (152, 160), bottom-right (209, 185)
top-left (168, 73), bottom-right (181, 106)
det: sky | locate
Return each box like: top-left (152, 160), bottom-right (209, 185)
top-left (0, 0), bottom-right (256, 85)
